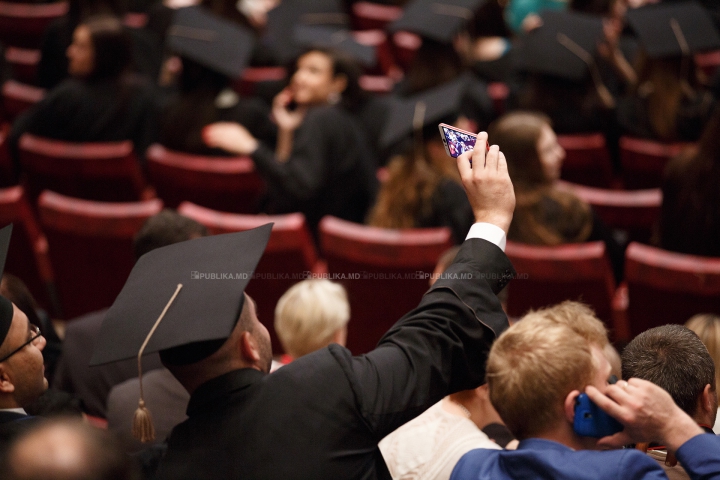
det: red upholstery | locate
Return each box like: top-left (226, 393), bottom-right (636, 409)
top-left (487, 82), bottom-right (509, 116)
top-left (391, 31), bottom-right (422, 71)
top-left (624, 243), bottom-right (720, 338)
top-left (18, 134), bottom-right (150, 202)
top-left (319, 216), bottom-right (453, 354)
top-left (504, 241), bottom-right (624, 338)
top-left (178, 202), bottom-right (320, 354)
top-left (4, 47), bottom-right (41, 84)
top-left (0, 185), bottom-right (55, 313)
top-left (2, 80), bottom-right (44, 122)
top-left (234, 67), bottom-right (287, 97)
top-left (38, 191), bottom-right (162, 319)
top-left (351, 2), bottom-right (402, 30)
top-left (0, 124), bottom-right (15, 186)
top-left (695, 50), bottom-right (720, 79)
top-left (146, 144), bottom-right (264, 214)
top-left (557, 181), bottom-right (662, 243)
top-left (0, 1), bottom-right (68, 49)
top-left (619, 136), bottom-right (693, 190)
top-left (557, 133), bottom-right (614, 188)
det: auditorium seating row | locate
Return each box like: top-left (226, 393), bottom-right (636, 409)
top-left (3, 184), bottom-right (720, 356)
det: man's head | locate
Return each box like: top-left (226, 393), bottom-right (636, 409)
top-left (622, 324), bottom-right (717, 425)
top-left (487, 301), bottom-right (609, 444)
top-left (161, 293), bottom-right (272, 394)
top-left (133, 209), bottom-right (208, 260)
top-left (0, 298), bottom-right (47, 409)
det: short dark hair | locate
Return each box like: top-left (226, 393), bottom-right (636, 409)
top-left (622, 324), bottom-right (715, 416)
top-left (133, 209), bottom-right (208, 260)
top-left (83, 14), bottom-right (132, 82)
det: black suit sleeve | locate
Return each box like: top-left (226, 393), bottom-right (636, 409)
top-left (330, 238), bottom-right (514, 440)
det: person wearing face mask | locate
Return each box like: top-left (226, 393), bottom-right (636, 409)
top-left (202, 47), bottom-right (378, 236)
top-left (487, 111), bottom-right (623, 281)
top-left (9, 14), bottom-right (158, 170)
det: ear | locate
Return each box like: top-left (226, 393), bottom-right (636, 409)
top-left (331, 74), bottom-right (348, 94)
top-left (563, 390), bottom-right (581, 424)
top-left (240, 331), bottom-right (261, 364)
top-left (476, 383), bottom-right (490, 400)
top-left (700, 384), bottom-right (717, 415)
top-left (0, 365), bottom-right (15, 394)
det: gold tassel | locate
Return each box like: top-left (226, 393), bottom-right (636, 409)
top-left (132, 399), bottom-right (156, 442)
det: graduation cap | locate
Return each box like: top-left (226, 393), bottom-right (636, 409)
top-left (514, 10), bottom-right (604, 81)
top-left (380, 76), bottom-right (468, 149)
top-left (90, 225), bottom-right (272, 441)
top-left (264, 0), bottom-right (350, 63)
top-left (167, 6), bottom-right (256, 79)
top-left (626, 1), bottom-right (720, 58)
top-left (0, 224), bottom-right (12, 349)
top-left (294, 26), bottom-right (377, 67)
top-left (388, 0), bottom-right (486, 43)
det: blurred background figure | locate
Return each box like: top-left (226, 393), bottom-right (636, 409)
top-left (685, 313), bottom-right (720, 434)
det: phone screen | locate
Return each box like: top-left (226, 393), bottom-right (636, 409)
top-left (439, 125), bottom-right (478, 158)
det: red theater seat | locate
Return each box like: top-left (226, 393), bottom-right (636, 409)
top-left (38, 191), bottom-right (162, 319)
top-left (391, 31), bottom-right (422, 71)
top-left (620, 137), bottom-right (693, 190)
top-left (177, 202), bottom-right (320, 354)
top-left (2, 80), bottom-right (44, 122)
top-left (351, 2), bottom-right (402, 30)
top-left (146, 144), bottom-right (264, 214)
top-left (18, 134), bottom-right (151, 202)
top-left (505, 241), bottom-right (627, 339)
top-left (4, 47), bottom-right (41, 84)
top-left (234, 67), bottom-right (287, 97)
top-left (557, 181), bottom-right (662, 243)
top-left (624, 243), bottom-right (720, 338)
top-left (557, 133), bottom-right (614, 188)
top-left (0, 1), bottom-right (68, 49)
top-left (319, 216), bottom-right (453, 354)
top-left (0, 185), bottom-right (55, 313)
top-left (0, 125), bottom-right (15, 186)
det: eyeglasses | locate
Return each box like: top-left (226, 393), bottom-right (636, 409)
top-left (0, 324), bottom-right (42, 363)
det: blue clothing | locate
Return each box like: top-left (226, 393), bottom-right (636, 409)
top-left (451, 436), bottom-right (720, 480)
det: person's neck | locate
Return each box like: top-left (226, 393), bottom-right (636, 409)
top-left (0, 396), bottom-right (20, 410)
top-left (535, 422), bottom-right (592, 451)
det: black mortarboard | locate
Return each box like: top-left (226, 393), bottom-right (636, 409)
top-left (388, 0), bottom-right (486, 43)
top-left (514, 10), bottom-right (604, 81)
top-left (380, 76), bottom-right (468, 149)
top-left (294, 26), bottom-right (377, 67)
top-left (626, 2), bottom-right (720, 58)
top-left (90, 225), bottom-right (272, 367)
top-left (167, 6), bottom-right (256, 79)
top-left (0, 224), bottom-right (13, 348)
top-left (264, 0), bottom-right (349, 63)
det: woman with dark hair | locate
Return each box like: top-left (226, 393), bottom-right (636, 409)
top-left (10, 15), bottom-right (158, 164)
top-left (202, 47), bottom-right (377, 234)
top-left (659, 105), bottom-right (720, 256)
top-left (489, 111), bottom-right (623, 278)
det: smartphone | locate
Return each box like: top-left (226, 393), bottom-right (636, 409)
top-left (438, 123), bottom-right (487, 158)
top-left (573, 393), bottom-right (623, 438)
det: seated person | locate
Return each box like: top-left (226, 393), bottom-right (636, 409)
top-left (274, 279), bottom-right (350, 364)
top-left (685, 313), bottom-right (720, 434)
top-left (452, 301), bottom-right (720, 479)
top-left (622, 324), bottom-right (718, 479)
top-left (10, 15), bottom-right (158, 168)
top-left (488, 111), bottom-right (623, 280)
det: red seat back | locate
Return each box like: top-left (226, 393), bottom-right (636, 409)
top-left (351, 2), bottom-right (402, 30)
top-left (319, 216), bottom-right (453, 354)
top-left (0, 125), bottom-right (15, 186)
top-left (19, 134), bottom-right (148, 202)
top-left (233, 67), bottom-right (287, 97)
top-left (38, 191), bottom-right (162, 319)
top-left (505, 241), bottom-right (617, 329)
top-left (2, 80), bottom-right (44, 123)
top-left (620, 137), bottom-right (693, 189)
top-left (391, 31), bottom-right (422, 71)
top-left (625, 243), bottom-right (720, 338)
top-left (557, 181), bottom-right (662, 243)
top-left (0, 185), bottom-right (55, 312)
top-left (0, 1), bottom-right (68, 49)
top-left (558, 133), bottom-right (614, 188)
top-left (146, 144), bottom-right (264, 214)
top-left (4, 47), bottom-right (41, 84)
top-left (178, 202), bottom-right (318, 354)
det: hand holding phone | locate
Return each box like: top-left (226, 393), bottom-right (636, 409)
top-left (438, 123), bottom-right (488, 158)
top-left (574, 392), bottom-right (624, 438)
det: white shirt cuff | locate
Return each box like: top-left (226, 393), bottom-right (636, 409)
top-left (465, 223), bottom-right (507, 252)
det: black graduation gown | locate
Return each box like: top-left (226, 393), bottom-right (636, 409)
top-left (155, 237), bottom-right (515, 480)
top-left (250, 104), bottom-right (378, 232)
top-left (0, 411), bottom-right (39, 455)
top-left (416, 178), bottom-right (475, 245)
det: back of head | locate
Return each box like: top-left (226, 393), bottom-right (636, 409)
top-left (133, 210), bottom-right (208, 260)
top-left (622, 324), bottom-right (715, 417)
top-left (5, 418), bottom-right (136, 480)
top-left (274, 279), bottom-right (349, 359)
top-left (83, 15), bottom-right (132, 82)
top-left (488, 111), bottom-right (550, 189)
top-left (487, 301), bottom-right (607, 439)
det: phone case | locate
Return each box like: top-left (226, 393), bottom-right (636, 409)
top-left (437, 123), bottom-right (486, 158)
top-left (573, 393), bottom-right (623, 438)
